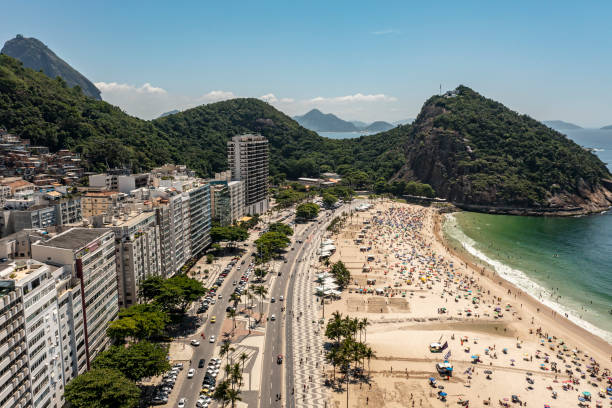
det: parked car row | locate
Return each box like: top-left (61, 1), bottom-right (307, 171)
top-left (151, 363), bottom-right (183, 404)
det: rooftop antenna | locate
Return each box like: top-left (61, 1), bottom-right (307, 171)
top-left (439, 84), bottom-right (442, 95)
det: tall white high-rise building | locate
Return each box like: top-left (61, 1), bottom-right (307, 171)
top-left (0, 260), bottom-right (66, 408)
top-left (32, 228), bottom-right (118, 372)
top-left (228, 134), bottom-right (269, 215)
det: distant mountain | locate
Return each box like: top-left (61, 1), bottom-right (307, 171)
top-left (393, 118), bottom-right (414, 126)
top-left (158, 110), bottom-right (179, 118)
top-left (364, 121), bottom-right (394, 133)
top-left (293, 109), bottom-right (358, 132)
top-left (601, 125), bottom-right (612, 130)
top-left (542, 120), bottom-right (582, 131)
top-left (350, 120), bottom-right (368, 128)
top-left (1, 35), bottom-right (101, 100)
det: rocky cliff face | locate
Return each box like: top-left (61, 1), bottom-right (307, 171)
top-left (1, 35), bottom-right (101, 100)
top-left (395, 86), bottom-right (612, 215)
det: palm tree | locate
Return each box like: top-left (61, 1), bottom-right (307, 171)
top-left (226, 309), bottom-right (237, 334)
top-left (253, 285), bottom-right (268, 320)
top-left (360, 318), bottom-right (370, 342)
top-left (230, 363), bottom-right (243, 389)
top-left (220, 341), bottom-right (235, 367)
top-left (239, 352), bottom-right (249, 374)
top-left (226, 388), bottom-right (242, 408)
top-left (364, 346), bottom-right (375, 380)
top-left (212, 380), bottom-right (230, 407)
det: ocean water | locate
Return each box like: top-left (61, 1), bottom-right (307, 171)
top-left (318, 131), bottom-right (372, 139)
top-left (442, 129), bottom-right (612, 344)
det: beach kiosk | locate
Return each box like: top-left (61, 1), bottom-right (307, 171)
top-left (436, 361), bottom-right (453, 377)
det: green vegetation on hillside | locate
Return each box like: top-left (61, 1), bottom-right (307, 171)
top-left (402, 86), bottom-right (611, 207)
top-left (0, 55), bottom-right (405, 182)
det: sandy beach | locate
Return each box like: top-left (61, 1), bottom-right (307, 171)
top-left (317, 199), bottom-right (612, 408)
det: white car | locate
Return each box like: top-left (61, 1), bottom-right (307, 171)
top-left (279, 295), bottom-right (284, 301)
top-left (190, 340), bottom-right (200, 346)
top-left (270, 314), bottom-right (276, 321)
top-left (187, 369), bottom-right (195, 378)
top-left (209, 335), bottom-right (216, 343)
top-left (178, 398), bottom-right (186, 408)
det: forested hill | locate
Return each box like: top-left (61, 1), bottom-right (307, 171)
top-left (2, 35), bottom-right (101, 100)
top-left (394, 86), bottom-right (612, 213)
top-left (0, 55), bottom-right (405, 180)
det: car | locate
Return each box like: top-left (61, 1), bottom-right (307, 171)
top-left (226, 306), bottom-right (236, 313)
top-left (173, 363), bottom-right (184, 370)
top-left (270, 297), bottom-right (275, 303)
top-left (178, 398), bottom-right (186, 408)
top-left (237, 266), bottom-right (241, 270)
top-left (270, 314), bottom-right (276, 321)
top-left (187, 368), bottom-right (195, 378)
top-left (210, 316), bottom-right (216, 323)
top-left (191, 340), bottom-right (200, 346)
top-left (241, 259), bottom-right (245, 264)
top-left (198, 358), bottom-right (205, 368)
top-left (284, 259), bottom-right (288, 263)
top-left (279, 295), bottom-right (284, 301)
top-left (218, 294), bottom-right (223, 299)
top-left (232, 281), bottom-right (237, 285)
top-left (209, 335), bottom-right (216, 343)
top-left (277, 354), bottom-right (283, 364)
top-left (210, 299), bottom-right (216, 305)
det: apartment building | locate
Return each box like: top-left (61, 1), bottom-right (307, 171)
top-left (154, 193), bottom-right (190, 277)
top-left (32, 228), bottom-right (118, 371)
top-left (0, 274), bottom-right (29, 408)
top-left (187, 184), bottom-right (211, 258)
top-left (0, 260), bottom-right (65, 408)
top-left (210, 180), bottom-right (245, 226)
top-left (94, 211), bottom-right (161, 307)
top-left (81, 191), bottom-right (119, 218)
top-left (88, 173), bottom-right (150, 194)
top-left (227, 134), bottom-right (269, 215)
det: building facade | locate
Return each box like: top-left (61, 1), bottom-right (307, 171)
top-left (227, 134), bottom-right (269, 215)
top-left (108, 212), bottom-right (162, 307)
top-left (0, 260), bottom-right (65, 408)
top-left (32, 228), bottom-right (118, 372)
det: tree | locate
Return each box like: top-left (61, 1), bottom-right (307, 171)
top-left (64, 368), bottom-right (140, 408)
top-left (206, 253), bottom-right (214, 264)
top-left (139, 275), bottom-right (164, 302)
top-left (140, 274), bottom-right (207, 314)
top-left (296, 202), bottom-right (320, 220)
top-left (254, 232), bottom-right (290, 263)
top-left (107, 304), bottom-right (168, 343)
top-left (92, 341), bottom-right (171, 382)
top-left (267, 222), bottom-right (293, 237)
top-left (322, 192), bottom-right (338, 208)
top-left (253, 285), bottom-right (268, 320)
top-left (330, 261), bottom-right (351, 289)
top-left (220, 341), bottom-right (235, 367)
top-left (253, 268), bottom-right (268, 282)
top-left (227, 308), bottom-right (237, 333)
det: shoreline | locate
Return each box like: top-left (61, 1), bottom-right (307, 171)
top-left (433, 210), bottom-right (612, 357)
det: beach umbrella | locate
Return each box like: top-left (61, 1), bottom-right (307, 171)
top-left (578, 397), bottom-right (586, 402)
top-left (438, 392), bottom-right (447, 397)
top-left (583, 391), bottom-right (591, 396)
top-left (429, 377), bottom-right (435, 382)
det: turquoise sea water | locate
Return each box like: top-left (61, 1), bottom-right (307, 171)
top-left (443, 129), bottom-right (612, 344)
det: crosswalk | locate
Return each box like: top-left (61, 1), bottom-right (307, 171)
top-left (290, 245), bottom-right (328, 407)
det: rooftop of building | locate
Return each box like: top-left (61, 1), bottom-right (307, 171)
top-left (35, 227), bottom-right (111, 250)
top-left (230, 134), bottom-right (267, 142)
top-left (0, 259), bottom-right (53, 283)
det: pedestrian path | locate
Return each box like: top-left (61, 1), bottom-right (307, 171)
top-left (290, 241), bottom-right (328, 407)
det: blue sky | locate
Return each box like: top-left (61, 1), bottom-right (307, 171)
top-left (2, 1), bottom-right (612, 126)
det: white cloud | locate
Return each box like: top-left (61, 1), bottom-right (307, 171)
top-left (95, 81), bottom-right (167, 94)
top-left (280, 97), bottom-right (294, 103)
top-left (199, 90), bottom-right (236, 102)
top-left (307, 93), bottom-right (397, 104)
top-left (259, 93), bottom-right (278, 103)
